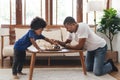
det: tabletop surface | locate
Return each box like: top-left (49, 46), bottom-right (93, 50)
top-left (27, 46), bottom-right (83, 53)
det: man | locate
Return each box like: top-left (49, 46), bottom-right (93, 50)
top-left (56, 16), bottom-right (118, 76)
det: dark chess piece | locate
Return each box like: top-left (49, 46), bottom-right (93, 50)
top-left (54, 45), bottom-right (60, 50)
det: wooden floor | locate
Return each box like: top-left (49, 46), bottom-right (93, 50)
top-left (109, 63), bottom-right (120, 80)
top-left (0, 58), bottom-right (120, 80)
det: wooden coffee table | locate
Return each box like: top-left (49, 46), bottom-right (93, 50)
top-left (27, 46), bottom-right (87, 80)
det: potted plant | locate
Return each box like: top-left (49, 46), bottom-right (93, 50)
top-left (97, 8), bottom-right (120, 62)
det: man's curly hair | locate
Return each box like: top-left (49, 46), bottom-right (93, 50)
top-left (63, 16), bottom-right (76, 25)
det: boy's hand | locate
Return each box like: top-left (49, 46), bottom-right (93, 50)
top-left (50, 39), bottom-right (59, 45)
top-left (44, 38), bottom-right (57, 45)
top-left (50, 39), bottom-right (55, 44)
top-left (38, 49), bottom-right (43, 52)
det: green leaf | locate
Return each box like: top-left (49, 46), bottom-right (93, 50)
top-left (97, 8), bottom-right (120, 51)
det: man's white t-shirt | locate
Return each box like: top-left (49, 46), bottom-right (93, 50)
top-left (67, 23), bottom-right (106, 51)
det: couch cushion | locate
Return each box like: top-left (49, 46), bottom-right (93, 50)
top-left (15, 28), bottom-right (29, 41)
top-left (60, 27), bottom-right (68, 41)
top-left (42, 29), bottom-right (62, 40)
top-left (3, 45), bottom-right (14, 56)
top-left (60, 27), bottom-right (78, 45)
top-left (37, 29), bottom-right (62, 46)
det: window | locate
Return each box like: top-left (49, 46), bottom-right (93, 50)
top-left (53, 0), bottom-right (77, 25)
top-left (0, 0), bottom-right (81, 26)
top-left (0, 0), bottom-right (16, 25)
top-left (11, 0), bottom-right (16, 24)
top-left (83, 0), bottom-right (107, 25)
top-left (112, 0), bottom-right (120, 12)
top-left (22, 0), bottom-right (46, 25)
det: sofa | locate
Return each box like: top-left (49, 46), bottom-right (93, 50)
top-left (1, 25), bottom-right (81, 67)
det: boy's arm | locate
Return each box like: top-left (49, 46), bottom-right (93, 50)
top-left (44, 37), bottom-right (55, 44)
top-left (43, 37), bottom-right (72, 47)
top-left (30, 38), bottom-right (42, 52)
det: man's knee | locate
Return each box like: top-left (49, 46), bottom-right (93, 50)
top-left (93, 71), bottom-right (103, 76)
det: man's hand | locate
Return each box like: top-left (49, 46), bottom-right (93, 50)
top-left (64, 43), bottom-right (72, 49)
top-left (55, 40), bottom-right (66, 47)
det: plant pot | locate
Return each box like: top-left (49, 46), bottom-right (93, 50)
top-left (105, 50), bottom-right (118, 63)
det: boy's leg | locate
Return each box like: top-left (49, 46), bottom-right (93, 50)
top-left (12, 49), bottom-right (19, 75)
top-left (17, 51), bottom-right (26, 74)
top-left (93, 45), bottom-right (112, 76)
top-left (85, 51), bottom-right (95, 72)
top-left (12, 49), bottom-right (20, 79)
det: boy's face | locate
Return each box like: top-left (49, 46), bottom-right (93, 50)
top-left (34, 28), bottom-right (43, 35)
top-left (64, 23), bottom-right (76, 33)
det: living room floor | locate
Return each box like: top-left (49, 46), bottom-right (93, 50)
top-left (0, 58), bottom-right (120, 80)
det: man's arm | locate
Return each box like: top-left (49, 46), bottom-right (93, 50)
top-left (65, 38), bottom-right (86, 50)
top-left (56, 39), bottom-right (72, 47)
top-left (44, 37), bottom-right (72, 46)
top-left (65, 39), bottom-right (72, 44)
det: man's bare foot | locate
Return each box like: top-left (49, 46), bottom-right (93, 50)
top-left (18, 72), bottom-right (27, 75)
top-left (13, 75), bottom-right (19, 79)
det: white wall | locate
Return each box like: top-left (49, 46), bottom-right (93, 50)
top-left (97, 32), bottom-right (120, 63)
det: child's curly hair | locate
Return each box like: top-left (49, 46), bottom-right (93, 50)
top-left (30, 17), bottom-right (47, 30)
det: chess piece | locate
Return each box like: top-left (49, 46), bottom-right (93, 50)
top-left (54, 45), bottom-right (60, 50)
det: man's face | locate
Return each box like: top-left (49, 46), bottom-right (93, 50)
top-left (34, 28), bottom-right (43, 35)
top-left (64, 23), bottom-right (76, 33)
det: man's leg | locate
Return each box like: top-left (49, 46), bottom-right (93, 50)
top-left (85, 51), bottom-right (95, 72)
top-left (93, 45), bottom-right (112, 76)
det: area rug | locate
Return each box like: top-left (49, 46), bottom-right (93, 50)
top-left (0, 68), bottom-right (117, 80)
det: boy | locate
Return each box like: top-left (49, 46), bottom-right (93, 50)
top-left (12, 17), bottom-right (55, 79)
top-left (56, 16), bottom-right (118, 76)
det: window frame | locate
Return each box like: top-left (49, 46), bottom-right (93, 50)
top-left (21, 0), bottom-right (83, 25)
top-left (0, 0), bottom-right (111, 26)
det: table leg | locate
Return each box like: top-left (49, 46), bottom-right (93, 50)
top-left (79, 51), bottom-right (87, 75)
top-left (48, 57), bottom-right (51, 66)
top-left (29, 53), bottom-right (36, 80)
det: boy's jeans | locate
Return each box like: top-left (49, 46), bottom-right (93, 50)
top-left (12, 49), bottom-right (26, 75)
top-left (85, 45), bottom-right (112, 76)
